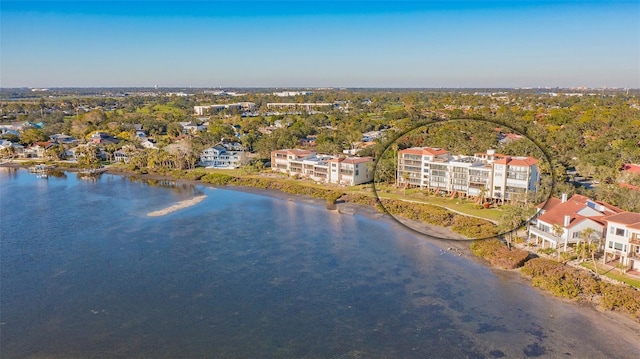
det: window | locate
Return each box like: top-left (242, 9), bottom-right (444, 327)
top-left (615, 228), bottom-right (625, 236)
top-left (614, 242), bottom-right (623, 251)
top-left (355, 170), bottom-right (359, 176)
top-left (572, 232), bottom-right (581, 239)
top-left (608, 241), bottom-right (613, 249)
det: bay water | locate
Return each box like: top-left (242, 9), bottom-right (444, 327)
top-left (1, 167), bottom-right (639, 358)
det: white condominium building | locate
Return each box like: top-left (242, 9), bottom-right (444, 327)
top-left (271, 149), bottom-right (373, 186)
top-left (397, 147), bottom-right (539, 201)
top-left (200, 145), bottom-right (247, 169)
top-left (194, 102), bottom-right (256, 115)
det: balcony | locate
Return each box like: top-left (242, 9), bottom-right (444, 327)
top-left (529, 226), bottom-right (562, 243)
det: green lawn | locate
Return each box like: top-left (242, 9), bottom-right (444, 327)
top-left (136, 104), bottom-right (184, 115)
top-left (199, 170), bottom-right (502, 222)
top-left (373, 184), bottom-right (502, 222)
top-left (580, 261), bottom-right (640, 288)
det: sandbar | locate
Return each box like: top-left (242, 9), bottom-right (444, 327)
top-left (147, 195), bottom-right (207, 217)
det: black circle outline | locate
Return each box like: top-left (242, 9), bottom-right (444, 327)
top-left (371, 117), bottom-right (556, 241)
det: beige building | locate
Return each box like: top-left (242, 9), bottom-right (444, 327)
top-left (271, 149), bottom-right (373, 186)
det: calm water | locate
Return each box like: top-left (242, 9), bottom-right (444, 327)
top-left (1, 167), bottom-right (639, 358)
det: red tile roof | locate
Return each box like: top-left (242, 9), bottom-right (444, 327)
top-left (619, 182), bottom-right (640, 191)
top-left (622, 163), bottom-right (640, 174)
top-left (537, 197), bottom-right (561, 210)
top-left (604, 212), bottom-right (640, 225)
top-left (341, 157), bottom-right (373, 165)
top-left (494, 156), bottom-right (538, 166)
top-left (399, 147), bottom-right (449, 156)
top-left (536, 194), bottom-right (622, 228)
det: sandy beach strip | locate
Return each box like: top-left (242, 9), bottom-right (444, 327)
top-left (147, 195), bottom-right (207, 217)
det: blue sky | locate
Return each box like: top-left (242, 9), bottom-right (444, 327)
top-left (1, 1), bottom-right (639, 88)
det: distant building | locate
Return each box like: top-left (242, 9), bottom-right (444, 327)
top-left (194, 102), bottom-right (256, 116)
top-left (49, 134), bottom-right (78, 144)
top-left (266, 102), bottom-right (334, 112)
top-left (273, 91), bottom-right (312, 97)
top-left (89, 132), bottom-right (119, 145)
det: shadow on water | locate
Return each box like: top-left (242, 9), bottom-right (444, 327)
top-left (128, 176), bottom-right (204, 196)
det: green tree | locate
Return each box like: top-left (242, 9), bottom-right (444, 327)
top-left (580, 227), bottom-right (599, 276)
top-left (76, 146), bottom-right (102, 169)
top-left (19, 128), bottom-right (47, 146)
top-left (552, 224), bottom-right (565, 261)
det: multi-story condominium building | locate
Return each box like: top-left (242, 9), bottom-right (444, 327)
top-left (528, 194), bottom-right (622, 251)
top-left (266, 103), bottom-right (335, 112)
top-left (194, 102), bottom-right (256, 116)
top-left (603, 212), bottom-right (640, 271)
top-left (327, 157), bottom-right (374, 186)
top-left (397, 147), bottom-right (539, 201)
top-left (271, 149), bottom-right (373, 186)
top-left (200, 145), bottom-right (247, 169)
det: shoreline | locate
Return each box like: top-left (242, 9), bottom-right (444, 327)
top-left (3, 163), bottom-right (638, 324)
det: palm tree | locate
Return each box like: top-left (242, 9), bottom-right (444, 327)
top-left (552, 224), bottom-right (564, 261)
top-left (581, 227), bottom-right (599, 277)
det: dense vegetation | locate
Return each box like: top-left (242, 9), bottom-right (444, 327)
top-left (522, 258), bottom-right (640, 320)
top-left (470, 239), bottom-right (530, 269)
top-left (2, 88), bottom-right (640, 212)
top-left (470, 239), bottom-right (640, 320)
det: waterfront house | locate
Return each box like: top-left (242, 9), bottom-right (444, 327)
top-left (528, 194), bottom-right (622, 252)
top-left (0, 140), bottom-right (24, 156)
top-left (113, 149), bottom-right (130, 163)
top-left (200, 146), bottom-right (247, 169)
top-left (23, 142), bottom-right (53, 159)
top-left (603, 212), bottom-right (640, 271)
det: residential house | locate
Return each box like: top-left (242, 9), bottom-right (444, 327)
top-left (140, 139), bottom-right (158, 149)
top-left (23, 142), bottom-right (53, 158)
top-left (200, 145), bottom-right (247, 169)
top-left (113, 149), bottom-right (130, 163)
top-left (528, 194), bottom-right (622, 251)
top-left (179, 122), bottom-right (207, 134)
top-left (66, 144), bottom-right (106, 162)
top-left (619, 163), bottom-right (640, 191)
top-left (0, 140), bottom-right (24, 158)
top-left (603, 212), bottom-right (640, 270)
top-left (89, 132), bottom-right (119, 145)
top-left (50, 133), bottom-right (78, 145)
